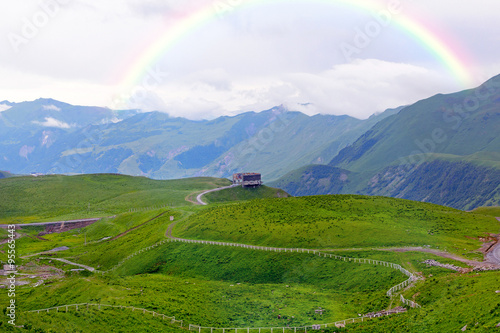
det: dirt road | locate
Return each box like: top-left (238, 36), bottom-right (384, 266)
top-left (196, 184), bottom-right (239, 205)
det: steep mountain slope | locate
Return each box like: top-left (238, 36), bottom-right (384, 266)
top-left (271, 75), bottom-right (500, 209)
top-left (269, 164), bottom-right (354, 196)
top-left (330, 75), bottom-right (500, 171)
top-left (0, 170), bottom-right (14, 179)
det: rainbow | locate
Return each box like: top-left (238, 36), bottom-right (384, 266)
top-left (116, 0), bottom-right (477, 93)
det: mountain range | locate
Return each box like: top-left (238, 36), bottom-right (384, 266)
top-left (0, 98), bottom-right (397, 180)
top-left (1, 75), bottom-right (499, 210)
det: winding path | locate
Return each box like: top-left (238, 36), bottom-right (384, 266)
top-left (485, 220), bottom-right (500, 265)
top-left (196, 184), bottom-right (239, 205)
top-left (39, 257), bottom-right (96, 272)
top-left (0, 218), bottom-right (104, 228)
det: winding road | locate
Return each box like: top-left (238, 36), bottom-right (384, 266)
top-left (0, 218), bottom-right (104, 228)
top-left (485, 218), bottom-right (500, 265)
top-left (39, 257), bottom-right (96, 272)
top-left (195, 184), bottom-right (239, 205)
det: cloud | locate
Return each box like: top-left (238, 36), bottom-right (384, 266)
top-left (282, 59), bottom-right (457, 118)
top-left (33, 117), bottom-right (72, 129)
top-left (0, 104), bottom-right (11, 112)
top-left (150, 59), bottom-right (459, 119)
top-left (42, 104), bottom-right (61, 111)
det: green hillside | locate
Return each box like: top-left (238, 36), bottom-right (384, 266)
top-left (330, 75), bottom-right (500, 172)
top-left (2, 174), bottom-right (500, 332)
top-left (175, 195), bottom-right (498, 257)
top-left (0, 174), bottom-right (230, 224)
top-left (472, 206), bottom-right (500, 217)
top-left (204, 185), bottom-right (290, 203)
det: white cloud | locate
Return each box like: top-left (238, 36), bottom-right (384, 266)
top-left (33, 117), bottom-right (72, 129)
top-left (0, 104), bottom-right (11, 112)
top-left (282, 59), bottom-right (459, 118)
top-left (148, 59), bottom-right (460, 119)
top-left (42, 104), bottom-right (61, 111)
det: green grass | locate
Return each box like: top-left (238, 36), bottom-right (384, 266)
top-left (3, 174), bottom-right (500, 332)
top-left (204, 185), bottom-right (290, 204)
top-left (342, 270), bottom-right (500, 332)
top-left (1, 243), bottom-right (407, 330)
top-left (175, 195), bottom-right (500, 257)
top-left (0, 174), bottom-right (230, 224)
top-left (472, 206), bottom-right (500, 217)
top-left (11, 209), bottom-right (172, 257)
top-left (3, 308), bottom-right (187, 333)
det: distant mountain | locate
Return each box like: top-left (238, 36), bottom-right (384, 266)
top-left (0, 170), bottom-right (14, 179)
top-left (0, 100), bottom-right (397, 181)
top-left (271, 75), bottom-right (500, 210)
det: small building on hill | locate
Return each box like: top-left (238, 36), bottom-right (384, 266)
top-left (233, 173), bottom-right (262, 188)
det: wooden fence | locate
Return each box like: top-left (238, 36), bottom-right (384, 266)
top-left (25, 303), bottom-right (407, 331)
top-left (37, 234), bottom-right (422, 330)
top-left (168, 237), bottom-right (420, 301)
top-left (25, 303), bottom-right (184, 327)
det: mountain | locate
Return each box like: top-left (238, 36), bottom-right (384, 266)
top-left (0, 101), bottom-right (397, 181)
top-left (271, 75), bottom-right (500, 210)
top-left (0, 170), bottom-right (14, 179)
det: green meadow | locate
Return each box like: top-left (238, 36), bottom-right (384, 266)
top-left (176, 195), bottom-right (499, 258)
top-left (0, 174), bottom-right (499, 332)
top-left (0, 174), bottom-right (230, 224)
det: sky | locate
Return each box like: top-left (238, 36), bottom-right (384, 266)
top-left (0, 0), bottom-right (499, 120)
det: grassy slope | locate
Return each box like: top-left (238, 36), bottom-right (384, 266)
top-left (176, 195), bottom-right (500, 258)
top-left (204, 185), bottom-right (290, 204)
top-left (2, 175), bottom-right (500, 332)
top-left (2, 244), bottom-right (405, 329)
top-left (0, 174), bottom-right (230, 224)
top-left (472, 206), bottom-right (500, 217)
top-left (343, 270), bottom-right (500, 332)
top-left (14, 209), bottom-right (175, 257)
top-left (330, 77), bottom-right (500, 173)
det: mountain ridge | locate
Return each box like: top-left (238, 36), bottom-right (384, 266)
top-left (0, 101), bottom-right (397, 181)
